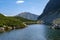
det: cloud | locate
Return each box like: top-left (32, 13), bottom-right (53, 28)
top-left (16, 0), bottom-right (24, 4)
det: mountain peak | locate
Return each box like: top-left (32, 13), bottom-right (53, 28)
top-left (16, 12), bottom-right (39, 20)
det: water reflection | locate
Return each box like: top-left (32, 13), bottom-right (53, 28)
top-left (0, 24), bottom-right (60, 40)
top-left (45, 25), bottom-right (60, 40)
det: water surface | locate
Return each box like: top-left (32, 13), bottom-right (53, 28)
top-left (0, 24), bottom-right (60, 40)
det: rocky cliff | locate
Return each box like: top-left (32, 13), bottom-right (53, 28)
top-left (38, 0), bottom-right (60, 23)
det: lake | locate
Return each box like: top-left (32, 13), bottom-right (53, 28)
top-left (0, 24), bottom-right (60, 40)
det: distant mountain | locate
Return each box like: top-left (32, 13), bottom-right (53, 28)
top-left (16, 12), bottom-right (39, 20)
top-left (38, 0), bottom-right (60, 23)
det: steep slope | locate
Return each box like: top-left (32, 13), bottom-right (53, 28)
top-left (38, 0), bottom-right (60, 23)
top-left (16, 12), bottom-right (39, 20)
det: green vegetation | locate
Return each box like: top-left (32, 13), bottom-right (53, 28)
top-left (0, 14), bottom-right (26, 28)
top-left (0, 13), bottom-right (37, 31)
top-left (14, 16), bottom-right (37, 22)
top-left (0, 16), bottom-right (23, 27)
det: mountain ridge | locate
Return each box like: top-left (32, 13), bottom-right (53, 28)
top-left (16, 12), bottom-right (39, 20)
top-left (38, 0), bottom-right (60, 23)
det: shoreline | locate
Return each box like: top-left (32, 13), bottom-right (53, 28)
top-left (0, 24), bottom-right (27, 33)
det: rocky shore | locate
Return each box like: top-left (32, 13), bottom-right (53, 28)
top-left (0, 24), bottom-right (27, 33)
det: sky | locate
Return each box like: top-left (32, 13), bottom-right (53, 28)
top-left (0, 0), bottom-right (49, 16)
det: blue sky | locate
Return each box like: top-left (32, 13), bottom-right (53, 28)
top-left (0, 0), bottom-right (49, 16)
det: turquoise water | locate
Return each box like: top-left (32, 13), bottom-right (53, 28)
top-left (0, 24), bottom-right (60, 40)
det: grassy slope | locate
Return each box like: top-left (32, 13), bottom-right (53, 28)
top-left (0, 13), bottom-right (36, 28)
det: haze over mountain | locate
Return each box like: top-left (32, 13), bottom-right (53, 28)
top-left (16, 12), bottom-right (39, 20)
top-left (38, 0), bottom-right (60, 23)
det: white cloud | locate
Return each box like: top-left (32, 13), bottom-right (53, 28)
top-left (16, 0), bottom-right (24, 4)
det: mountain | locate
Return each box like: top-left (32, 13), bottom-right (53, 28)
top-left (0, 13), bottom-right (36, 28)
top-left (38, 0), bottom-right (60, 23)
top-left (16, 12), bottom-right (39, 20)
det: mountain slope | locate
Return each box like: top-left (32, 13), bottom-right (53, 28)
top-left (38, 0), bottom-right (60, 23)
top-left (0, 13), bottom-right (27, 28)
top-left (16, 12), bottom-right (39, 20)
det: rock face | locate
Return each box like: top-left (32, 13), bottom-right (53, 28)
top-left (38, 0), bottom-right (60, 23)
top-left (16, 12), bottom-right (39, 20)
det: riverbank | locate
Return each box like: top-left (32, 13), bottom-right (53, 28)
top-left (0, 24), bottom-right (27, 33)
top-left (0, 13), bottom-right (36, 32)
top-left (0, 22), bottom-right (40, 33)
